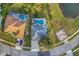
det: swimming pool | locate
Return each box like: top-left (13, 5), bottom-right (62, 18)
top-left (18, 14), bottom-right (28, 22)
top-left (33, 18), bottom-right (46, 25)
top-left (9, 12), bottom-right (28, 22)
top-left (32, 18), bottom-right (47, 38)
top-left (34, 19), bottom-right (44, 25)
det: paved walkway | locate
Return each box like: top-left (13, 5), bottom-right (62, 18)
top-left (31, 32), bottom-right (40, 51)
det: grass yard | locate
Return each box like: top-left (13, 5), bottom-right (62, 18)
top-left (0, 30), bottom-right (16, 44)
top-left (73, 45), bottom-right (79, 56)
top-left (39, 4), bottom-right (79, 49)
top-left (24, 35), bottom-right (31, 47)
top-left (73, 49), bottom-right (79, 56)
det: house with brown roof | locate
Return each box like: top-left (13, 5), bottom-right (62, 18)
top-left (4, 12), bottom-right (29, 39)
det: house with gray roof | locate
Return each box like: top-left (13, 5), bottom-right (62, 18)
top-left (31, 18), bottom-right (47, 51)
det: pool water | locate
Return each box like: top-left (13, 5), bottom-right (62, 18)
top-left (34, 19), bottom-right (44, 25)
top-left (18, 14), bottom-right (28, 21)
top-left (9, 12), bottom-right (28, 22)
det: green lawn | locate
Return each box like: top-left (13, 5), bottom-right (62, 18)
top-left (0, 30), bottom-right (16, 44)
top-left (73, 45), bottom-right (79, 56)
top-left (24, 35), bottom-right (31, 47)
top-left (72, 45), bottom-right (79, 56)
top-left (73, 49), bottom-right (79, 56)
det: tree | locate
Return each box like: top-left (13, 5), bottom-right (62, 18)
top-left (1, 4), bottom-right (12, 31)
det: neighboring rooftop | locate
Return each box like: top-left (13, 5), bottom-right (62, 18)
top-left (4, 12), bottom-right (29, 38)
top-left (56, 29), bottom-right (68, 41)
